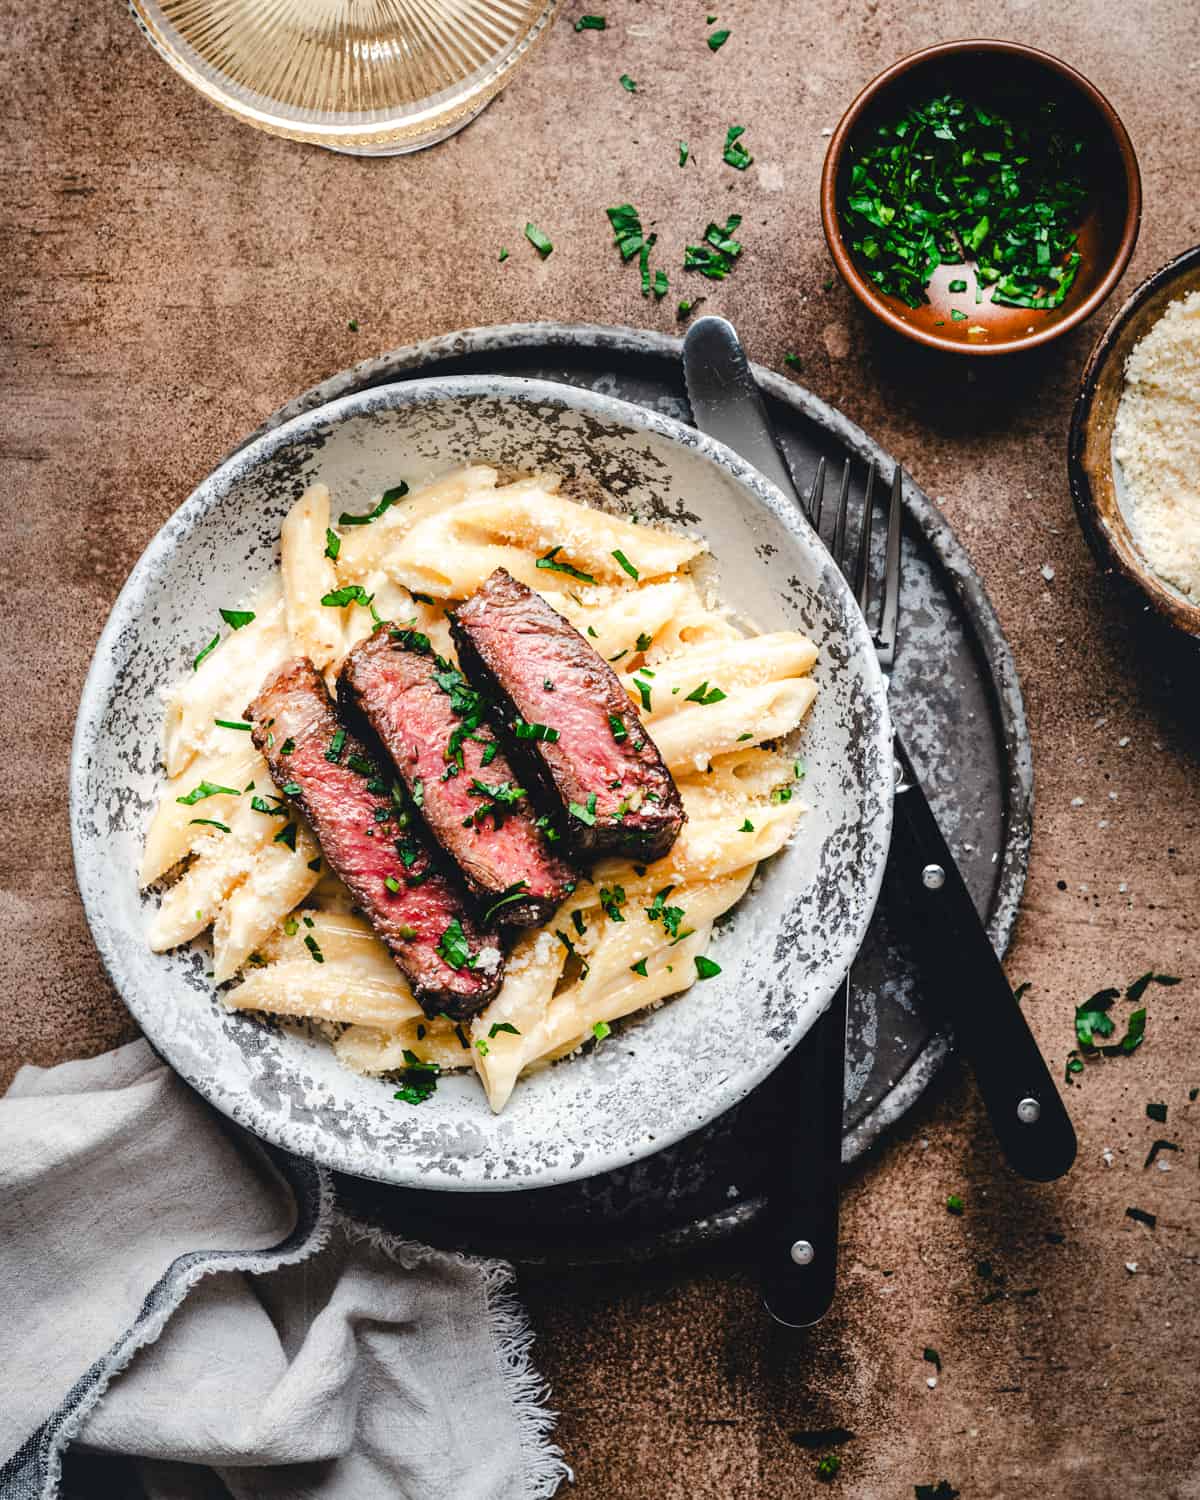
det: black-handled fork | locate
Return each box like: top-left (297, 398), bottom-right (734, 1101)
top-left (759, 458), bottom-right (895, 1328)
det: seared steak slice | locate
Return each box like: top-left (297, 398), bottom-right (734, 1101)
top-left (339, 626), bottom-right (577, 926)
top-left (246, 658), bottom-right (502, 1020)
top-left (451, 569), bottom-right (685, 860)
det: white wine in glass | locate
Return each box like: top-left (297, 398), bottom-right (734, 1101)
top-left (129, 0), bottom-right (562, 154)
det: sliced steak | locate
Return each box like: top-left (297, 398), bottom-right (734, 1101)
top-left (450, 569), bottom-right (685, 861)
top-left (246, 658), bottom-right (503, 1020)
top-left (339, 626), bottom-right (577, 926)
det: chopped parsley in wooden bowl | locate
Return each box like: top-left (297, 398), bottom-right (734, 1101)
top-left (820, 40), bottom-right (1140, 355)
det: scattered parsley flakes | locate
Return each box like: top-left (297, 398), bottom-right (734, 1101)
top-left (514, 720), bottom-right (559, 742)
top-left (303, 932), bottom-right (324, 963)
top-left (815, 1455), bottom-right (841, 1482)
top-left (569, 793), bottom-right (599, 826)
top-left (339, 483), bottom-right (408, 526)
top-left (948, 278), bottom-right (968, 293)
top-left (193, 633), bottom-right (219, 671)
top-left (635, 631), bottom-right (653, 653)
top-left (946, 1194), bottom-right (964, 1215)
top-left (498, 247), bottom-right (509, 262)
top-left (176, 779), bottom-right (240, 805)
top-left (619, 73), bottom-right (637, 92)
top-left (281, 738), bottom-right (296, 756)
top-left (437, 918), bottom-right (472, 970)
top-left (612, 548), bottom-right (639, 580)
top-left (631, 958), bottom-right (648, 976)
top-left (1146, 1101), bottom-right (1167, 1124)
top-left (951, 309), bottom-right (967, 321)
top-left (684, 213), bottom-right (743, 279)
top-left (489, 1021), bottom-right (522, 1038)
top-left (783, 352), bottom-right (802, 369)
top-left (723, 123), bottom-right (753, 170)
top-left (525, 222), bottom-right (554, 257)
top-left (608, 714), bottom-right (627, 741)
top-left (684, 680), bottom-right (726, 704)
top-left (593, 1020), bottom-right (612, 1040)
top-left (536, 546), bottom-right (595, 583)
top-left (607, 202), bottom-right (646, 262)
top-left (599, 884), bottom-right (627, 922)
top-left (574, 13), bottom-right (605, 28)
top-left (694, 955), bottom-right (721, 979)
top-left (347, 318), bottom-right (359, 332)
top-left (274, 822), bottom-right (298, 850)
top-left (475, 1037), bottom-right (490, 1056)
top-left (188, 817), bottom-right (230, 832)
top-left (737, 731), bottom-right (754, 741)
top-left (707, 27), bottom-right (730, 50)
top-left (1127, 970), bottom-right (1181, 1002)
top-left (922, 1347), bottom-right (942, 1373)
top-left (324, 528), bottom-right (341, 560)
top-left (739, 818), bottom-right (754, 832)
top-left (326, 728), bottom-right (347, 763)
top-left (321, 583), bottom-right (374, 609)
top-left (219, 607), bottom-right (255, 629)
top-left (214, 718), bottom-right (252, 732)
top-left (679, 140), bottom-right (689, 167)
top-left (634, 677), bottom-right (652, 711)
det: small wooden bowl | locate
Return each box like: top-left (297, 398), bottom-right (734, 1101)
top-left (1068, 244), bottom-right (1200, 639)
top-left (820, 40), bottom-right (1141, 356)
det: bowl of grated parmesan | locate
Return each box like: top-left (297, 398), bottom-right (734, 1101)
top-left (1069, 242), bottom-right (1200, 638)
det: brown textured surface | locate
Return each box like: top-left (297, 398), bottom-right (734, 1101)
top-left (2, 3), bottom-right (1198, 1496)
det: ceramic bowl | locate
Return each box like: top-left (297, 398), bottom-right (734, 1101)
top-left (821, 39), bottom-right (1141, 355)
top-left (1068, 243), bottom-right (1200, 637)
top-left (70, 376), bottom-right (893, 1191)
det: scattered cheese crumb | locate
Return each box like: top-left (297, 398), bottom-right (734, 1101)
top-left (1125, 1261), bottom-right (1138, 1274)
top-left (1041, 563), bottom-right (1056, 582)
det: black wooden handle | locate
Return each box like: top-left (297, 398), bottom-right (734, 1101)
top-left (889, 736), bottom-right (1077, 1181)
top-left (760, 978), bottom-right (847, 1326)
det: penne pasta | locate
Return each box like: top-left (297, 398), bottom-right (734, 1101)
top-left (650, 678), bottom-right (818, 771)
top-left (280, 484), bottom-right (345, 670)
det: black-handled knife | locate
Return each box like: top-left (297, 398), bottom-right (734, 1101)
top-left (887, 737), bottom-right (1076, 1180)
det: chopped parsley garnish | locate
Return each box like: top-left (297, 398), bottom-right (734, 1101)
top-left (536, 546), bottom-right (596, 583)
top-left (737, 731), bottom-right (754, 741)
top-left (193, 633), bottom-right (219, 671)
top-left (339, 484), bottom-right (408, 526)
top-left (684, 213), bottom-right (744, 279)
top-left (303, 933), bottom-right (324, 963)
top-left (783, 352), bottom-right (802, 369)
top-left (188, 817), bottom-right (230, 833)
top-left (346, 754), bottom-right (374, 776)
top-left (498, 246), bottom-right (509, 262)
top-left (321, 583), bottom-right (374, 609)
top-left (948, 278), bottom-right (968, 293)
top-left (1146, 1101), bottom-right (1167, 1124)
top-left (411, 778), bottom-right (424, 807)
top-left (568, 792), bottom-right (598, 826)
top-left (283, 917), bottom-right (298, 936)
top-left (694, 955), bottom-right (721, 979)
top-left (489, 1021), bottom-right (522, 1038)
top-left (612, 548), bottom-right (639, 580)
top-left (437, 918), bottom-right (472, 970)
top-left (534, 813), bottom-right (561, 844)
top-left (599, 885), bottom-right (627, 922)
top-left (384, 876), bottom-right (400, 893)
top-left (274, 823), bottom-right (298, 850)
top-left (607, 202), bottom-right (647, 262)
top-left (574, 13), bottom-right (605, 28)
top-left (739, 818), bottom-right (754, 832)
top-left (326, 728), bottom-right (346, 763)
top-left (619, 73), bottom-right (636, 92)
top-left (635, 631), bottom-right (653, 653)
top-left (608, 714), bottom-right (628, 741)
top-left (250, 794), bottom-right (288, 815)
top-left (772, 786), bottom-right (793, 804)
top-left (645, 886), bottom-right (685, 939)
top-left (840, 92), bottom-right (1089, 311)
top-left (389, 625), bottom-right (433, 654)
top-left (630, 957), bottom-right (648, 976)
top-left (281, 780), bottom-right (301, 796)
top-left (466, 779), bottom-right (526, 827)
top-left (281, 738), bottom-right (295, 755)
top-left (679, 140), bottom-right (689, 167)
top-left (571, 910), bottom-right (587, 937)
top-left (1127, 970), bottom-right (1181, 1002)
top-left (525, 222), bottom-right (554, 257)
top-left (950, 309), bottom-right (967, 322)
top-left (593, 1020), bottom-right (612, 1040)
top-left (474, 1038), bottom-right (490, 1056)
top-left (923, 1346), bottom-right (942, 1373)
top-left (722, 124), bottom-right (753, 170)
top-left (219, 607), bottom-right (255, 629)
top-left (214, 718), bottom-right (253, 732)
top-left (177, 780), bottom-right (240, 805)
top-left (707, 27), bottom-right (730, 50)
top-left (394, 1059), bottom-right (439, 1105)
top-left (946, 1194), bottom-right (965, 1215)
top-left (634, 677), bottom-right (652, 712)
top-left (609, 649), bottom-right (628, 662)
top-left (514, 720), bottom-right (560, 742)
top-left (794, 758), bottom-right (807, 779)
top-left (347, 318), bottom-right (359, 332)
top-left (815, 1455), bottom-right (841, 1482)
top-left (684, 680), bottom-right (726, 704)
top-left (482, 882), bottom-right (530, 924)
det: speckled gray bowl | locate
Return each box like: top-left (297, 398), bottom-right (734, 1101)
top-left (70, 377), bottom-right (893, 1191)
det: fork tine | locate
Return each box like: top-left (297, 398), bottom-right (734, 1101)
top-left (853, 465), bottom-right (876, 616)
top-left (805, 456), bottom-right (827, 531)
top-left (831, 460), bottom-right (852, 573)
top-left (876, 464), bottom-right (903, 662)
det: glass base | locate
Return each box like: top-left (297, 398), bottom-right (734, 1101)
top-left (323, 100), bottom-right (489, 156)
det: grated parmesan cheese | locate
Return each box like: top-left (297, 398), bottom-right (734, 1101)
top-left (1113, 288), bottom-right (1200, 600)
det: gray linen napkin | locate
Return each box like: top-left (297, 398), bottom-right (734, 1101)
top-left (0, 1041), bottom-right (569, 1500)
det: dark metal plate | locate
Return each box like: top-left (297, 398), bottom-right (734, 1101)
top-left (255, 323), bottom-right (1032, 1264)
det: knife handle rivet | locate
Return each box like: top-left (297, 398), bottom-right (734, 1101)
top-left (790, 1239), bottom-right (815, 1267)
top-left (921, 863), bottom-right (945, 890)
top-left (1017, 1097), bottom-right (1041, 1125)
